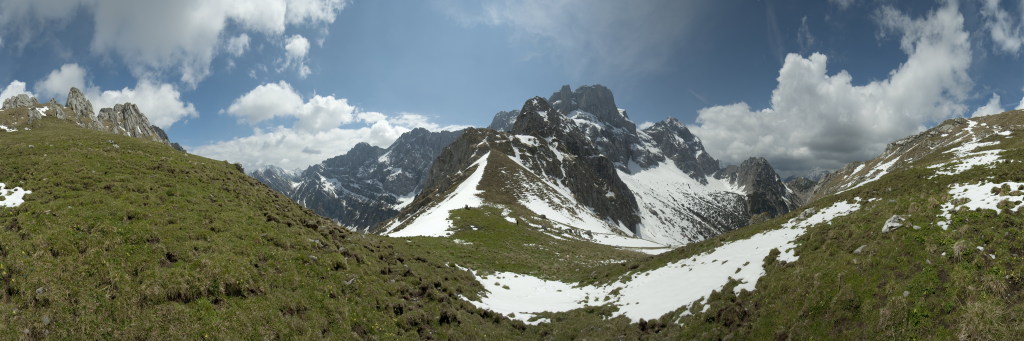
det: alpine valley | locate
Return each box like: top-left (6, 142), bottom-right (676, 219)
top-left (4, 85), bottom-right (1024, 339)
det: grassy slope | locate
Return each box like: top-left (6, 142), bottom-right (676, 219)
top-left (0, 118), bottom-right (538, 339)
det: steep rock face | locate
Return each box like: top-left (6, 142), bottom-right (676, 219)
top-left (487, 110), bottom-right (519, 132)
top-left (550, 85), bottom-right (640, 169)
top-left (96, 103), bottom-right (167, 143)
top-left (716, 157), bottom-right (798, 219)
top-left (641, 118), bottom-right (720, 179)
top-left (257, 128), bottom-right (465, 230)
top-left (2, 94), bottom-right (38, 110)
top-left (510, 97), bottom-right (641, 230)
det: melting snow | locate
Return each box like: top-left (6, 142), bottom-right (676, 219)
top-left (936, 182), bottom-right (1024, 230)
top-left (0, 125), bottom-right (16, 132)
top-left (465, 199), bottom-right (862, 323)
top-left (0, 183), bottom-right (31, 208)
top-left (387, 153), bottom-right (490, 237)
top-left (618, 162), bottom-right (745, 246)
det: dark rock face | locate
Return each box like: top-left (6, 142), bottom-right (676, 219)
top-left (510, 97), bottom-right (641, 229)
top-left (641, 118), bottom-right (720, 179)
top-left (548, 85), bottom-right (640, 169)
top-left (2, 94), bottom-right (39, 110)
top-left (256, 128), bottom-right (464, 230)
top-left (716, 157), bottom-right (798, 219)
top-left (785, 177), bottom-right (817, 205)
top-left (487, 110), bottom-right (519, 132)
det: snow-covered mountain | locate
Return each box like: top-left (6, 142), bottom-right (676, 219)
top-left (251, 128), bottom-right (463, 230)
top-left (379, 85), bottom-right (801, 246)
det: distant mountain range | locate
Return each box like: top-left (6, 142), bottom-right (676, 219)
top-left (255, 84), bottom-right (802, 246)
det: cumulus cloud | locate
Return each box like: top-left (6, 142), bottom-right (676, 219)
top-left (979, 0), bottom-right (1023, 54)
top-left (441, 0), bottom-right (700, 76)
top-left (224, 80), bottom-right (355, 131)
top-left (226, 34), bottom-right (251, 57)
top-left (0, 0), bottom-right (346, 86)
top-left (0, 80), bottom-right (34, 102)
top-left (971, 93), bottom-right (1006, 117)
top-left (93, 80), bottom-right (198, 128)
top-left (283, 34), bottom-right (312, 77)
top-left (1018, 95), bottom-right (1024, 110)
top-left (691, 2), bottom-right (971, 176)
top-left (34, 63), bottom-right (88, 102)
top-left (194, 81), bottom-right (466, 170)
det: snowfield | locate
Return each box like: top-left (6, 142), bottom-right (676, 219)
top-left (386, 153), bottom-right (490, 237)
top-left (464, 199), bottom-right (863, 324)
top-left (937, 182), bottom-right (1024, 230)
top-left (619, 161), bottom-right (746, 246)
top-left (0, 183), bottom-right (31, 208)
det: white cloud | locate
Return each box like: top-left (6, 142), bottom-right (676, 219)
top-left (0, 80), bottom-right (34, 103)
top-left (226, 33), bottom-right (251, 57)
top-left (0, 0), bottom-right (346, 86)
top-left (224, 80), bottom-right (354, 131)
top-left (92, 80), bottom-right (199, 128)
top-left (225, 81), bottom-right (305, 123)
top-left (1018, 95), bottom-right (1024, 110)
top-left (195, 82), bottom-right (465, 170)
top-left (441, 0), bottom-right (700, 76)
top-left (283, 34), bottom-right (312, 77)
top-left (34, 63), bottom-right (88, 102)
top-left (979, 0), bottom-right (1023, 54)
top-left (971, 93), bottom-right (1006, 117)
top-left (692, 2), bottom-right (971, 176)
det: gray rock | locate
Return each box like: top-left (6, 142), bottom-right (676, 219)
top-left (96, 103), bottom-right (168, 143)
top-left (2, 94), bottom-right (38, 110)
top-left (882, 215), bottom-right (906, 233)
top-left (65, 87), bottom-right (94, 118)
top-left (487, 110), bottom-right (519, 132)
top-left (853, 245), bottom-right (866, 254)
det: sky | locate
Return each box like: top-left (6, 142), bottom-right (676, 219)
top-left (0, 0), bottom-right (1022, 176)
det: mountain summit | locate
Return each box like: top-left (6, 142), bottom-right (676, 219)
top-left (378, 85), bottom-right (800, 246)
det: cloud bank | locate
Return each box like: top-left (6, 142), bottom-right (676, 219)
top-left (692, 2), bottom-right (972, 176)
top-left (194, 81), bottom-right (466, 171)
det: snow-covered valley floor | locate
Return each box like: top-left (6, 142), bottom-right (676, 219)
top-left (463, 199), bottom-right (865, 324)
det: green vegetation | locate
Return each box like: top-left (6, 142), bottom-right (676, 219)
top-left (0, 118), bottom-right (533, 339)
top-left (3, 109), bottom-right (1024, 339)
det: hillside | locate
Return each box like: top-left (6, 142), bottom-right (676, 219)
top-left (0, 115), bottom-right (540, 339)
top-left (440, 109), bottom-right (1024, 338)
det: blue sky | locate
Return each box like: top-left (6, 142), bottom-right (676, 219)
top-left (0, 0), bottom-right (1022, 175)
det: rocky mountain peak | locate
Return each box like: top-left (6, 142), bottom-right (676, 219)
top-left (2, 94), bottom-right (39, 110)
top-left (487, 110), bottom-right (519, 132)
top-left (65, 87), bottom-right (94, 118)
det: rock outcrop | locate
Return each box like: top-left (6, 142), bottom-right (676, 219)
top-left (487, 110), bottom-right (519, 132)
top-left (1, 88), bottom-right (182, 149)
top-left (2, 94), bottom-right (38, 110)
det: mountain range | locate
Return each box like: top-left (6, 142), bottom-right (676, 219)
top-left (256, 85), bottom-right (801, 246)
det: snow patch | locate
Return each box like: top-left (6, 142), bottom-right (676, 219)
top-left (937, 182), bottom-right (1024, 229)
top-left (0, 183), bottom-right (31, 208)
top-left (0, 125), bottom-right (16, 132)
top-left (387, 153), bottom-right (490, 237)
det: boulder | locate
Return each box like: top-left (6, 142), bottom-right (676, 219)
top-left (882, 215), bottom-right (905, 233)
